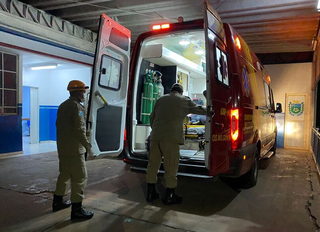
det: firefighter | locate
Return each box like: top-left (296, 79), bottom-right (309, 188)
top-left (52, 80), bottom-right (94, 220)
top-left (146, 83), bottom-right (207, 205)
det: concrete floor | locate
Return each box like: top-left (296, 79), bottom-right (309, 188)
top-left (0, 148), bottom-right (320, 232)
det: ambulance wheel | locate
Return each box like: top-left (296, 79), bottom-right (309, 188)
top-left (239, 148), bottom-right (259, 188)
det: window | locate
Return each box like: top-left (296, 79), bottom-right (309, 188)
top-left (215, 46), bottom-right (229, 86)
top-left (264, 82), bottom-right (271, 108)
top-left (0, 52), bottom-right (18, 115)
top-left (177, 71), bottom-right (188, 92)
top-left (270, 88), bottom-right (275, 111)
top-left (99, 55), bottom-right (122, 90)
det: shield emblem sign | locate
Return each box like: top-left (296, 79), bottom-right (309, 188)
top-left (289, 101), bottom-right (304, 116)
top-left (290, 103), bottom-right (301, 114)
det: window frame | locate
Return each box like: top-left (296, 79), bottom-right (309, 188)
top-left (98, 54), bottom-right (122, 91)
top-left (0, 52), bottom-right (18, 115)
top-left (264, 82), bottom-right (271, 109)
top-left (214, 43), bottom-right (229, 87)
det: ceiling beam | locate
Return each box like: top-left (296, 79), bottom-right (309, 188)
top-left (42, 0), bottom-right (114, 11)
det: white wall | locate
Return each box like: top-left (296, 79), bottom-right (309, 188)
top-left (265, 63), bottom-right (313, 150)
top-left (192, 78), bottom-right (206, 94)
top-left (23, 67), bottom-right (91, 106)
top-left (191, 78), bottom-right (206, 102)
top-left (265, 63), bottom-right (312, 112)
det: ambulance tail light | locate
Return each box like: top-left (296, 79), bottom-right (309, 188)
top-left (152, 23), bottom-right (170, 30)
top-left (123, 129), bottom-right (127, 147)
top-left (123, 129), bottom-right (128, 163)
top-left (231, 109), bottom-right (239, 148)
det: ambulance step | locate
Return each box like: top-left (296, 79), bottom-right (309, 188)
top-left (264, 151), bottom-right (274, 159)
top-left (130, 167), bottom-right (213, 179)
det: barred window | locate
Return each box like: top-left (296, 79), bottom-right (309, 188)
top-left (0, 52), bottom-right (18, 115)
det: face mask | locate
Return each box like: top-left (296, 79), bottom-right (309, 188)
top-left (77, 91), bottom-right (86, 103)
top-left (79, 93), bottom-right (85, 102)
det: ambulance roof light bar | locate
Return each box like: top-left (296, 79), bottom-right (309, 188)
top-left (152, 23), bottom-right (170, 30)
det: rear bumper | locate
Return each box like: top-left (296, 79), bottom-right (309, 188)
top-left (122, 146), bottom-right (211, 177)
top-left (220, 143), bottom-right (256, 178)
top-left (122, 142), bottom-right (256, 178)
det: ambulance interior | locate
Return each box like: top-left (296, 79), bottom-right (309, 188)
top-left (131, 29), bottom-right (207, 160)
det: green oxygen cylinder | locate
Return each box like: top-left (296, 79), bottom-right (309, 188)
top-left (151, 71), bottom-right (158, 109)
top-left (158, 78), bottom-right (164, 97)
top-left (141, 71), bottom-right (154, 124)
top-left (153, 81), bottom-right (159, 109)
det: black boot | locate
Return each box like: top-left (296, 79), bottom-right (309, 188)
top-left (71, 202), bottom-right (94, 220)
top-left (162, 188), bottom-right (182, 205)
top-left (52, 194), bottom-right (71, 212)
top-left (146, 183), bottom-right (159, 203)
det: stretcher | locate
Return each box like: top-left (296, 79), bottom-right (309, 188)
top-left (184, 115), bottom-right (205, 150)
top-left (184, 124), bottom-right (205, 138)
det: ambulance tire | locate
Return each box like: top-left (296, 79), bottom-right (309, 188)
top-left (239, 148), bottom-right (259, 189)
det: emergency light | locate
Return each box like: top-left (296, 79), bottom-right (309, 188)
top-left (235, 37), bottom-right (241, 50)
top-left (266, 75), bottom-right (271, 83)
top-left (152, 24), bottom-right (170, 30)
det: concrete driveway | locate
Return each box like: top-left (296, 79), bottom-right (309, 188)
top-left (0, 148), bottom-right (319, 232)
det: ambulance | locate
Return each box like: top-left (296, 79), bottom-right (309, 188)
top-left (87, 1), bottom-right (282, 188)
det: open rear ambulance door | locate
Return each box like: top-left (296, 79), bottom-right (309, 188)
top-left (204, 1), bottom-right (232, 176)
top-left (87, 14), bottom-right (131, 157)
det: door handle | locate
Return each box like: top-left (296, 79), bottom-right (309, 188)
top-left (215, 122), bottom-right (224, 128)
top-left (94, 90), bottom-right (108, 105)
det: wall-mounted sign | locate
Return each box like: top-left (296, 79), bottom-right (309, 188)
top-left (289, 100), bottom-right (305, 117)
top-left (287, 95), bottom-right (305, 121)
top-left (285, 94), bottom-right (307, 150)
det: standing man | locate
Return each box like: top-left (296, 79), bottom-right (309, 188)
top-left (146, 83), bottom-right (207, 205)
top-left (52, 80), bottom-right (94, 220)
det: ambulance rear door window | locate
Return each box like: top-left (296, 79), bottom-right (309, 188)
top-left (215, 46), bottom-right (229, 87)
top-left (99, 55), bottom-right (122, 91)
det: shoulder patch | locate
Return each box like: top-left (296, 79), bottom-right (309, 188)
top-left (79, 111), bottom-right (83, 117)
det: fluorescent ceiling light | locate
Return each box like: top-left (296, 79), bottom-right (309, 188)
top-left (30, 64), bottom-right (57, 70)
top-left (179, 39), bottom-right (190, 46)
top-left (318, 0), bottom-right (320, 11)
top-left (195, 49), bottom-right (204, 55)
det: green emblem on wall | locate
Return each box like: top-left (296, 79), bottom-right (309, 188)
top-left (289, 100), bottom-right (304, 116)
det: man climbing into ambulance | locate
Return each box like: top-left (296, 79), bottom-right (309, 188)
top-left (146, 83), bottom-right (207, 205)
